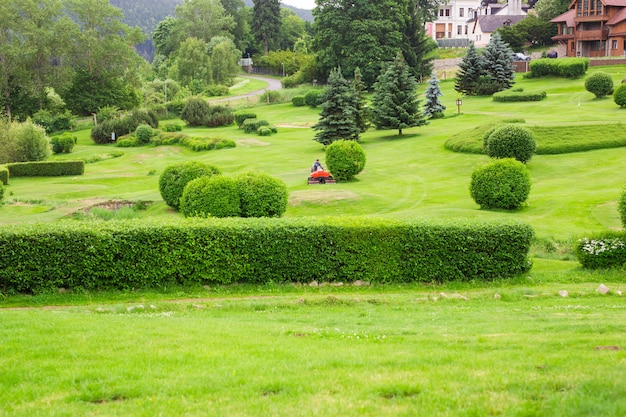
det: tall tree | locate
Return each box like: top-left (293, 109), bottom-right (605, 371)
top-left (482, 33), bottom-right (515, 92)
top-left (371, 53), bottom-right (426, 136)
top-left (313, 67), bottom-right (359, 146)
top-left (252, 0), bottom-right (281, 55)
top-left (174, 0), bottom-right (235, 45)
top-left (454, 43), bottom-right (484, 96)
top-left (401, 0), bottom-right (438, 82)
top-left (423, 73), bottom-right (446, 119)
top-left (534, 0), bottom-right (571, 21)
top-left (278, 8), bottom-right (307, 51)
top-left (352, 67), bottom-right (371, 134)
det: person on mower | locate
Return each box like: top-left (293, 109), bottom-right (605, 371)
top-left (311, 159), bottom-right (323, 172)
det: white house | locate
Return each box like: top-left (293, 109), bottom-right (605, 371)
top-left (469, 0), bottom-right (528, 46)
top-left (426, 0), bottom-right (481, 46)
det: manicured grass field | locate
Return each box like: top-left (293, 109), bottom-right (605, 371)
top-left (2, 67), bottom-right (626, 416)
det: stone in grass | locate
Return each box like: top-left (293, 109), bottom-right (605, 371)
top-left (596, 284), bottom-right (610, 295)
top-left (494, 293), bottom-right (501, 300)
top-left (558, 290), bottom-right (569, 298)
top-left (309, 280), bottom-right (319, 287)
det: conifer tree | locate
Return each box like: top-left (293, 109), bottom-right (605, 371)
top-left (352, 67), bottom-right (371, 134)
top-left (454, 42), bottom-right (484, 96)
top-left (482, 33), bottom-right (515, 92)
top-left (371, 53), bottom-right (426, 136)
top-left (423, 73), bottom-right (446, 119)
top-left (312, 67), bottom-right (359, 146)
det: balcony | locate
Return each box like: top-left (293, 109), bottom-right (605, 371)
top-left (575, 28), bottom-right (609, 40)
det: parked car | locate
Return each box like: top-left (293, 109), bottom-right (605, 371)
top-left (546, 50), bottom-right (558, 58)
top-left (513, 52), bottom-right (531, 61)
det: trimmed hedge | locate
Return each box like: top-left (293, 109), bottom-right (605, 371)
top-left (6, 160), bottom-right (85, 177)
top-left (180, 176), bottom-right (241, 218)
top-left (50, 133), bottom-right (76, 154)
top-left (243, 119), bottom-right (270, 133)
top-left (326, 140), bottom-right (366, 181)
top-left (235, 112), bottom-right (256, 128)
top-left (484, 124), bottom-right (536, 163)
top-left (0, 182), bottom-right (3, 201)
top-left (236, 172), bottom-right (288, 217)
top-left (585, 71), bottom-right (614, 98)
top-left (0, 166), bottom-right (9, 185)
top-left (614, 84), bottom-right (626, 107)
top-left (0, 218), bottom-right (534, 293)
top-left (159, 161), bottom-right (221, 210)
top-left (492, 90), bottom-right (547, 102)
top-left (575, 232), bottom-right (626, 269)
top-left (292, 96), bottom-right (306, 107)
top-left (470, 158), bottom-right (531, 210)
top-left (528, 58), bottom-right (589, 78)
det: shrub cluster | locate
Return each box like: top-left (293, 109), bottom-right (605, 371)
top-left (135, 124), bottom-right (154, 144)
top-left (492, 90), bottom-right (547, 102)
top-left (235, 112), bottom-right (257, 128)
top-left (204, 84), bottom-right (230, 97)
top-left (91, 109), bottom-right (159, 144)
top-left (585, 72), bottom-right (614, 98)
top-left (305, 90), bottom-right (322, 107)
top-left (575, 233), bottom-right (626, 269)
top-left (180, 176), bottom-right (241, 218)
top-left (50, 133), bottom-right (76, 154)
top-left (0, 167), bottom-right (8, 185)
top-left (484, 124), bottom-right (536, 163)
top-left (205, 105), bottom-right (235, 127)
top-left (292, 96), bottom-right (306, 107)
top-left (470, 158), bottom-right (531, 210)
top-left (259, 90), bottom-right (282, 104)
top-left (613, 84), bottom-right (626, 107)
top-left (326, 140), bottom-right (366, 181)
top-left (6, 160), bottom-right (85, 177)
top-left (159, 161), bottom-right (222, 210)
top-left (528, 58), bottom-right (589, 78)
top-left (0, 218), bottom-right (534, 293)
top-left (115, 137), bottom-right (139, 147)
top-left (151, 132), bottom-right (236, 151)
top-left (162, 123), bottom-right (183, 132)
top-left (32, 110), bottom-right (76, 133)
top-left (243, 119), bottom-right (270, 133)
top-left (180, 97), bottom-right (210, 126)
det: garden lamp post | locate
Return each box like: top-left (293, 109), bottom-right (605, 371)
top-left (456, 98), bottom-right (462, 114)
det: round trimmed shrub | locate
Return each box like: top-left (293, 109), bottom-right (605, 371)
top-left (159, 161), bottom-right (221, 210)
top-left (236, 172), bottom-right (288, 217)
top-left (181, 97), bottom-right (210, 126)
top-left (180, 175), bottom-right (240, 218)
top-left (482, 125), bottom-right (499, 154)
top-left (614, 84), bottom-right (626, 108)
top-left (135, 124), bottom-right (153, 144)
top-left (585, 72), bottom-right (614, 98)
top-left (485, 124), bottom-right (536, 163)
top-left (50, 133), bottom-right (76, 154)
top-left (304, 90), bottom-right (322, 107)
top-left (326, 140), bottom-right (366, 181)
top-left (470, 158), bottom-right (531, 210)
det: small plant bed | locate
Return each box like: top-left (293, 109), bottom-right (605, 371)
top-left (151, 132), bottom-right (236, 151)
top-left (492, 89), bottom-right (547, 102)
top-left (71, 200), bottom-right (151, 221)
top-left (446, 123), bottom-right (626, 154)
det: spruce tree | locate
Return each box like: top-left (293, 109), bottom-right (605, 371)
top-left (352, 67), bottom-right (371, 134)
top-left (482, 33), bottom-right (515, 93)
top-left (423, 73), bottom-right (446, 119)
top-left (371, 53), bottom-right (426, 136)
top-left (454, 42), bottom-right (484, 96)
top-left (312, 67), bottom-right (359, 146)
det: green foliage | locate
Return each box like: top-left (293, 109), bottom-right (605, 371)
top-left (181, 97), bottom-right (211, 126)
top-left (135, 124), bottom-right (154, 144)
top-left (0, 182), bottom-right (3, 202)
top-left (470, 158), bottom-right (531, 210)
top-left (96, 106), bottom-right (121, 123)
top-left (585, 72), bottom-right (614, 98)
top-left (259, 90), bottom-right (282, 104)
top-left (257, 126), bottom-right (273, 136)
top-left (0, 167), bottom-right (8, 185)
top-left (180, 176), bottom-right (241, 218)
top-left (292, 96), bottom-right (306, 107)
top-left (180, 137), bottom-right (236, 151)
top-left (619, 185), bottom-right (626, 229)
top-left (50, 133), bottom-right (76, 154)
top-left (492, 90), bottom-right (547, 102)
top-left (372, 53), bottom-right (426, 135)
top-left (252, 0), bottom-right (282, 54)
top-left (313, 67), bottom-right (360, 146)
top-left (575, 233), bottom-right (626, 269)
top-left (423, 73), bottom-right (446, 118)
top-left (0, 120), bottom-right (51, 164)
top-left (159, 161), bottom-right (221, 210)
top-left (529, 58), bottom-right (589, 78)
top-left (235, 112), bottom-right (257, 128)
top-left (614, 84), bottom-right (626, 107)
top-left (236, 172), bottom-right (288, 218)
top-left (115, 137), bottom-right (140, 147)
top-left (481, 33), bottom-right (515, 94)
top-left (204, 105), bottom-right (234, 127)
top-left (243, 119), bottom-right (269, 133)
top-left (6, 161), bottom-right (85, 177)
top-left (32, 110), bottom-right (76, 134)
top-left (64, 69), bottom-right (140, 115)
top-left (353, 67), bottom-right (371, 133)
top-left (90, 109), bottom-right (159, 144)
top-left (304, 90), bottom-right (322, 107)
top-left (484, 125), bottom-right (537, 163)
top-left (455, 43), bottom-right (484, 96)
top-left (0, 218), bottom-right (533, 292)
top-left (162, 123), bottom-right (183, 132)
top-left (326, 140), bottom-right (366, 181)
top-left (204, 85), bottom-right (230, 97)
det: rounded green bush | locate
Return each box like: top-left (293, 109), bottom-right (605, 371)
top-left (135, 124), bottom-right (153, 144)
top-left (614, 84), bottom-right (626, 107)
top-left (0, 183), bottom-right (4, 202)
top-left (482, 125), bottom-right (499, 154)
top-left (326, 140), bottom-right (366, 181)
top-left (159, 161), bottom-right (221, 210)
top-left (181, 97), bottom-right (210, 126)
top-left (50, 133), bottom-right (76, 154)
top-left (236, 172), bottom-right (288, 218)
top-left (470, 158), bottom-right (531, 210)
top-left (180, 175), bottom-right (241, 218)
top-left (485, 124), bottom-right (536, 163)
top-left (618, 184), bottom-right (626, 228)
top-left (304, 90), bottom-right (322, 107)
top-left (585, 72), bottom-right (614, 98)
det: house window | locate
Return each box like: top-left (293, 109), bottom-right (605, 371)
top-left (613, 40), bottom-right (618, 49)
top-left (439, 8), bottom-right (444, 17)
top-left (465, 25), bottom-right (468, 35)
top-left (457, 25), bottom-right (462, 35)
top-left (445, 9), bottom-right (450, 17)
top-left (459, 8), bottom-right (464, 17)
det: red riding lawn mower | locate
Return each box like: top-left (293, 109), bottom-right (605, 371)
top-left (307, 169), bottom-right (336, 185)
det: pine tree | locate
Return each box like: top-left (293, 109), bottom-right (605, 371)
top-left (371, 53), bottom-right (426, 136)
top-left (252, 0), bottom-right (281, 55)
top-left (454, 42), bottom-right (484, 96)
top-left (312, 67), bottom-right (359, 146)
top-left (423, 73), bottom-right (446, 119)
top-left (352, 67), bottom-right (371, 134)
top-left (482, 33), bottom-right (515, 92)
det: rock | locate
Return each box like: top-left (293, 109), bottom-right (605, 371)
top-left (150, 304), bottom-right (157, 310)
top-left (353, 280), bottom-right (364, 286)
top-left (309, 280), bottom-right (319, 287)
top-left (126, 304), bottom-right (144, 312)
top-left (494, 293), bottom-right (501, 300)
top-left (617, 290), bottom-right (623, 296)
top-left (192, 304), bottom-right (205, 309)
top-left (330, 282), bottom-right (344, 287)
top-left (58, 287), bottom-right (68, 294)
top-left (451, 293), bottom-right (468, 300)
top-left (558, 290), bottom-right (569, 297)
top-left (596, 284), bottom-right (610, 295)
top-left (439, 292), bottom-right (449, 298)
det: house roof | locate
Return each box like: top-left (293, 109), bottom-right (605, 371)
top-left (602, 0), bottom-right (626, 6)
top-left (477, 14), bottom-right (526, 33)
top-left (607, 7), bottom-right (626, 24)
top-left (550, 9), bottom-right (576, 26)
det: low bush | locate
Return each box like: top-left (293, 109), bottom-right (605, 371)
top-left (257, 126), bottom-right (273, 136)
top-left (0, 182), bottom-right (3, 202)
top-left (152, 132), bottom-right (188, 146)
top-left (181, 97), bottom-right (210, 126)
top-left (50, 133), bottom-right (76, 154)
top-left (585, 72), bottom-right (614, 98)
top-left (162, 123), bottom-right (183, 132)
top-left (292, 96), bottom-right (306, 107)
top-left (32, 110), bottom-right (76, 133)
top-left (159, 161), bottom-right (221, 210)
top-left (135, 124), bottom-right (154, 144)
top-left (6, 160), bottom-right (85, 177)
top-left (528, 58), bottom-right (589, 78)
top-left (0, 218), bottom-right (534, 292)
top-left (115, 137), bottom-right (140, 147)
top-left (180, 137), bottom-right (236, 151)
top-left (614, 84), bottom-right (626, 107)
top-left (236, 172), bottom-right (288, 217)
top-left (0, 167), bottom-right (8, 185)
top-left (204, 84), bottom-right (230, 97)
top-left (235, 112), bottom-right (256, 128)
top-left (204, 105), bottom-right (234, 127)
top-left (90, 109), bottom-right (159, 144)
top-left (470, 158), bottom-right (531, 210)
top-left (575, 233), bottom-right (626, 269)
top-left (326, 140), bottom-right (366, 181)
top-left (243, 119), bottom-right (270, 134)
top-left (180, 175), bottom-right (241, 218)
top-left (492, 90), bottom-right (547, 102)
top-left (618, 185), bottom-right (626, 229)
top-left (484, 124), bottom-right (536, 163)
top-left (305, 90), bottom-right (322, 107)
top-left (259, 90), bottom-right (282, 104)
